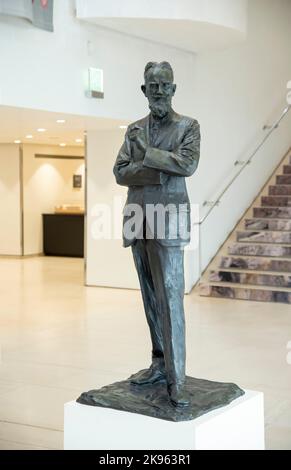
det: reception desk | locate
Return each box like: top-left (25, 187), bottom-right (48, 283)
top-left (42, 213), bottom-right (84, 257)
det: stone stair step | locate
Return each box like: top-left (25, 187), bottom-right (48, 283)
top-left (219, 256), bottom-right (291, 272)
top-left (244, 218), bottom-right (291, 231)
top-left (199, 282), bottom-right (291, 304)
top-left (209, 270), bottom-right (291, 288)
top-left (213, 267), bottom-right (290, 275)
top-left (236, 230), bottom-right (291, 244)
top-left (253, 207), bottom-right (291, 218)
top-left (198, 152), bottom-right (291, 304)
top-left (228, 243), bottom-right (291, 257)
top-left (276, 175), bottom-right (291, 184)
top-left (269, 185), bottom-right (291, 195)
top-left (200, 280), bottom-right (291, 292)
top-left (261, 196), bottom-right (291, 206)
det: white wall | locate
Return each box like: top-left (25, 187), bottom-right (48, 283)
top-left (0, 144), bottom-right (21, 255)
top-left (0, 0), bottom-right (195, 121)
top-left (186, 0), bottom-right (291, 287)
top-left (86, 129), bottom-right (139, 289)
top-left (22, 144), bottom-right (84, 255)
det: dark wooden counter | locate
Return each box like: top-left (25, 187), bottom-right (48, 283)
top-left (42, 214), bottom-right (84, 257)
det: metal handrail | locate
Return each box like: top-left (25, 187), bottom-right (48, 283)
top-left (195, 103), bottom-right (291, 226)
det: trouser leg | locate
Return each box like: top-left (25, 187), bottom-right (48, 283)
top-left (131, 239), bottom-right (164, 363)
top-left (146, 241), bottom-right (186, 386)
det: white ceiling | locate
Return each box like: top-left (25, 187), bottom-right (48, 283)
top-left (0, 106), bottom-right (129, 147)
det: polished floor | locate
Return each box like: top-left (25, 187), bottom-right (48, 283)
top-left (0, 256), bottom-right (290, 450)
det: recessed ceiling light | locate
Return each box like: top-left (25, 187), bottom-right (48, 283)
top-left (37, 128), bottom-right (46, 132)
top-left (25, 135), bottom-right (33, 139)
top-left (56, 119), bottom-right (66, 123)
top-left (75, 138), bottom-right (83, 143)
top-left (59, 143), bottom-right (66, 147)
top-left (14, 140), bottom-right (21, 144)
top-left (119, 125), bottom-right (127, 129)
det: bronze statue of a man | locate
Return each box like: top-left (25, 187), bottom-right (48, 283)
top-left (113, 61), bottom-right (200, 407)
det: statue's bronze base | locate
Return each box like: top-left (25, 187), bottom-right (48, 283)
top-left (77, 373), bottom-right (245, 422)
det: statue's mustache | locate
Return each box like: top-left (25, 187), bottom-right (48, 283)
top-left (149, 98), bottom-right (171, 108)
top-left (150, 96), bottom-right (168, 103)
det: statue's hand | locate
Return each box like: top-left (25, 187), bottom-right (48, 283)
top-left (129, 127), bottom-right (147, 153)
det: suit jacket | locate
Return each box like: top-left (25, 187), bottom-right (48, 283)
top-left (113, 110), bottom-right (200, 247)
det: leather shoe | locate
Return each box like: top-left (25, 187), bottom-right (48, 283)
top-left (168, 383), bottom-right (190, 408)
top-left (130, 365), bottom-right (166, 385)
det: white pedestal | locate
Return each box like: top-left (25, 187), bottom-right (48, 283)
top-left (64, 390), bottom-right (264, 450)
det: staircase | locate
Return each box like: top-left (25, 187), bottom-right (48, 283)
top-left (199, 150), bottom-right (291, 304)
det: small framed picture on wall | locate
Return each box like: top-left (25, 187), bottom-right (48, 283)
top-left (73, 174), bottom-right (82, 189)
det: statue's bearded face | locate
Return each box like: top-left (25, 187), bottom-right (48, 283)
top-left (143, 68), bottom-right (176, 119)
